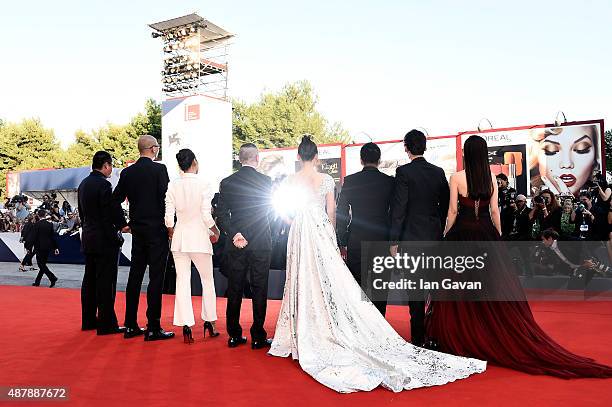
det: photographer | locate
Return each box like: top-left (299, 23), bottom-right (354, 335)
top-left (497, 173), bottom-right (516, 211)
top-left (589, 173), bottom-right (612, 207)
top-left (502, 194), bottom-right (530, 240)
top-left (560, 198), bottom-right (576, 240)
top-left (570, 192), bottom-right (597, 240)
top-left (39, 194), bottom-right (52, 211)
top-left (14, 196), bottom-right (31, 224)
top-left (529, 190), bottom-right (561, 239)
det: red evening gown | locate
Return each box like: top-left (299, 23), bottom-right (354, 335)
top-left (426, 195), bottom-right (612, 378)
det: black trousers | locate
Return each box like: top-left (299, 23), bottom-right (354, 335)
top-left (81, 250), bottom-right (120, 331)
top-left (34, 252), bottom-right (56, 284)
top-left (21, 246), bottom-right (35, 266)
top-left (226, 249), bottom-right (270, 341)
top-left (124, 229), bottom-right (169, 330)
top-left (347, 244), bottom-right (389, 317)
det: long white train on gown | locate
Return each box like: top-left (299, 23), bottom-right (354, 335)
top-left (268, 174), bottom-right (486, 393)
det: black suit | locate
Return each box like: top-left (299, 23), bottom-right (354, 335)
top-left (20, 221), bottom-right (36, 266)
top-left (336, 166), bottom-right (394, 315)
top-left (390, 157), bottom-right (450, 346)
top-left (32, 219), bottom-right (58, 285)
top-left (216, 166), bottom-right (272, 341)
top-left (112, 157), bottom-right (170, 330)
top-left (78, 170), bottom-right (125, 332)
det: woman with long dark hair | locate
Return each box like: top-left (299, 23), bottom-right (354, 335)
top-left (427, 135), bottom-right (612, 378)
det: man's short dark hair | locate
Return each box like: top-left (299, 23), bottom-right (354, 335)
top-left (360, 142), bottom-right (381, 165)
top-left (579, 191), bottom-right (592, 200)
top-left (92, 151), bottom-right (112, 170)
top-left (541, 228), bottom-right (559, 240)
top-left (37, 209), bottom-right (47, 218)
top-left (403, 130), bottom-right (426, 155)
top-left (496, 173), bottom-right (508, 182)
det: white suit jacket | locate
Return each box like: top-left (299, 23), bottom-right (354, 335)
top-left (165, 173), bottom-right (216, 254)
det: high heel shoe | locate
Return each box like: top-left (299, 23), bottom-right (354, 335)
top-left (203, 321), bottom-right (220, 338)
top-left (183, 325), bottom-right (194, 344)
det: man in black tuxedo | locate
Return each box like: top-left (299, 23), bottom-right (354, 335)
top-left (31, 209), bottom-right (59, 287)
top-left (78, 151), bottom-right (127, 335)
top-left (217, 143), bottom-right (273, 349)
top-left (112, 135), bottom-right (174, 341)
top-left (389, 130), bottom-right (450, 347)
top-left (336, 142), bottom-right (394, 316)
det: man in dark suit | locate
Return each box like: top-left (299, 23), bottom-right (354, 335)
top-left (31, 209), bottom-right (59, 287)
top-left (217, 143), bottom-right (273, 349)
top-left (78, 151), bottom-right (127, 335)
top-left (112, 135), bottom-right (174, 341)
top-left (389, 129), bottom-right (450, 347)
top-left (336, 142), bottom-right (395, 316)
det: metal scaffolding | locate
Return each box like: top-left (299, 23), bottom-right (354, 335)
top-left (149, 13), bottom-right (233, 100)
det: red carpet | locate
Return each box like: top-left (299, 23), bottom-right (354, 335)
top-left (1, 285), bottom-right (611, 406)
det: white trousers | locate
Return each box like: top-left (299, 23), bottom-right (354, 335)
top-left (172, 252), bottom-right (217, 327)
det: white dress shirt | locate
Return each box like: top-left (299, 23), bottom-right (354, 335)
top-left (165, 173), bottom-right (216, 254)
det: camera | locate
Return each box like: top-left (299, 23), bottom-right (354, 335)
top-left (533, 195), bottom-right (544, 205)
top-left (575, 203), bottom-right (585, 214)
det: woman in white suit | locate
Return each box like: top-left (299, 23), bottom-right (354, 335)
top-left (165, 149), bottom-right (221, 344)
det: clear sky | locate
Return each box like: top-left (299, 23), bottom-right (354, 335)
top-left (1, 0), bottom-right (611, 146)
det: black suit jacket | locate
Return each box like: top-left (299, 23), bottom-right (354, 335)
top-left (78, 170), bottom-right (124, 254)
top-left (390, 158), bottom-right (450, 242)
top-left (112, 157), bottom-right (170, 234)
top-left (33, 219), bottom-right (58, 255)
top-left (336, 167), bottom-right (395, 250)
top-left (216, 166), bottom-right (272, 252)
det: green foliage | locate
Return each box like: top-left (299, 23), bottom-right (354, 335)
top-left (0, 82), bottom-right (349, 198)
top-left (0, 99), bottom-right (162, 198)
top-left (232, 80), bottom-right (350, 153)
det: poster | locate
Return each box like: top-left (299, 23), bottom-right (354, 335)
top-left (460, 121), bottom-right (603, 197)
top-left (344, 137), bottom-right (457, 179)
top-left (258, 144), bottom-right (343, 189)
top-left (527, 123), bottom-right (602, 197)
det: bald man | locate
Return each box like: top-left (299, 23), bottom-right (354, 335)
top-left (113, 135), bottom-right (175, 341)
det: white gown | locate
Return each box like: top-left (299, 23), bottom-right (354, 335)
top-left (268, 173), bottom-right (486, 393)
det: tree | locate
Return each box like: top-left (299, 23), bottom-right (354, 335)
top-left (0, 99), bottom-right (162, 198)
top-left (232, 80), bottom-right (350, 153)
top-left (0, 118), bottom-right (63, 197)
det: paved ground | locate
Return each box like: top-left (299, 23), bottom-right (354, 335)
top-left (0, 261), bottom-right (139, 290)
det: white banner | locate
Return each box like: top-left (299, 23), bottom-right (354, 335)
top-left (161, 95), bottom-right (233, 192)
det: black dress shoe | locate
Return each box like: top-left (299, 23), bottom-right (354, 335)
top-left (124, 326), bottom-right (146, 339)
top-left (81, 325), bottom-right (97, 331)
top-left (49, 277), bottom-right (58, 288)
top-left (144, 328), bottom-right (175, 342)
top-left (97, 326), bottom-right (127, 336)
top-left (228, 336), bottom-right (247, 348)
top-left (251, 338), bottom-right (273, 350)
top-left (32, 282), bottom-right (40, 287)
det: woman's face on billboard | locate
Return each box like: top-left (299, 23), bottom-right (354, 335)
top-left (538, 126), bottom-right (596, 196)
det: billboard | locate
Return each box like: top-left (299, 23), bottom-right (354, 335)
top-left (161, 95), bottom-right (232, 192)
top-left (257, 144), bottom-right (343, 189)
top-left (344, 136), bottom-right (457, 179)
top-left (460, 120), bottom-right (604, 197)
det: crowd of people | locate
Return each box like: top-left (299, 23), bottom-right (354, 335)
top-left (58, 131), bottom-right (612, 395)
top-left (1, 192), bottom-right (80, 234)
top-left (497, 171), bottom-right (612, 279)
